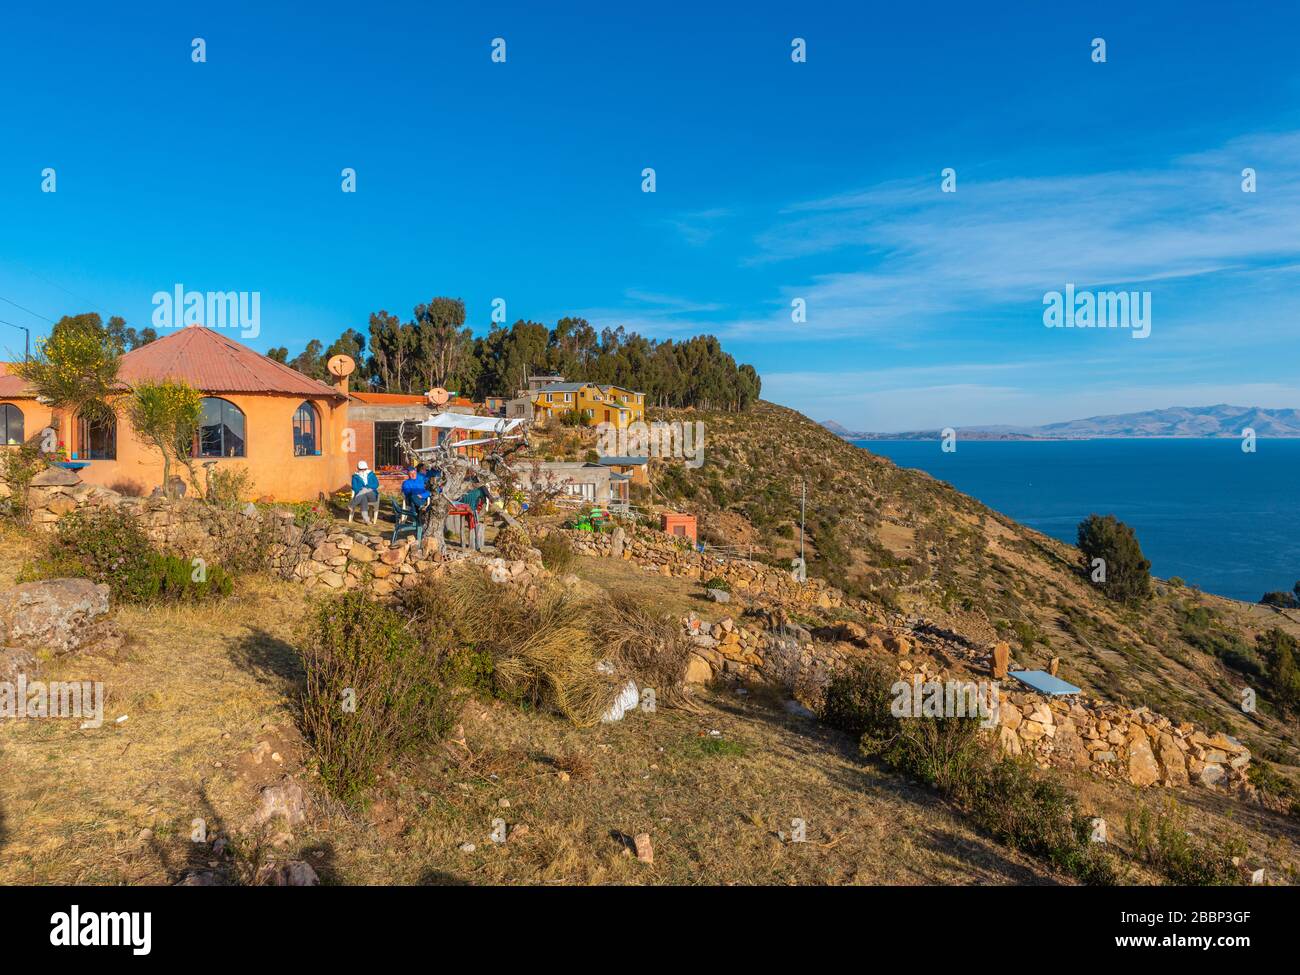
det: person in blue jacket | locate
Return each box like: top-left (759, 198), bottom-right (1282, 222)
top-left (348, 460), bottom-right (380, 523)
top-left (401, 466), bottom-right (431, 510)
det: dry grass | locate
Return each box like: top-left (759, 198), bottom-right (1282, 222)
top-left (444, 569), bottom-right (622, 727)
top-left (590, 588), bottom-right (697, 710)
top-left (0, 572), bottom-right (311, 884)
top-left (0, 543), bottom-right (1061, 885)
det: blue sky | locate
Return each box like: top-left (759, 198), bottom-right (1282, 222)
top-left (1, 0), bottom-right (1297, 429)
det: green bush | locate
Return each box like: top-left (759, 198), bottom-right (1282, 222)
top-left (818, 660), bottom-right (897, 740)
top-left (299, 591), bottom-right (454, 803)
top-left (536, 532), bottom-right (575, 574)
top-left (965, 756), bottom-right (1120, 884)
top-left (1, 436), bottom-right (49, 518)
top-left (201, 464), bottom-right (255, 507)
top-left (27, 507), bottom-right (234, 604)
top-left (702, 576), bottom-right (731, 592)
top-left (1247, 761), bottom-right (1297, 805)
top-left (1125, 800), bottom-right (1244, 885)
top-left (1260, 590), bottom-right (1299, 609)
top-left (820, 661), bottom-right (1120, 884)
top-left (1257, 628), bottom-right (1300, 712)
top-left (1077, 513), bottom-right (1152, 605)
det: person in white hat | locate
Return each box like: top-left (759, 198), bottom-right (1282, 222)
top-left (348, 460), bottom-right (380, 523)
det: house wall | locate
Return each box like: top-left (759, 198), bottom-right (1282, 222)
top-left (514, 461), bottom-right (611, 504)
top-left (531, 384), bottom-right (645, 429)
top-left (0, 398), bottom-right (54, 447)
top-left (661, 512), bottom-right (698, 544)
top-left (57, 392), bottom-right (351, 502)
top-left (346, 404), bottom-right (439, 471)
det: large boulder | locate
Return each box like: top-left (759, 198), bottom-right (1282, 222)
top-left (1126, 726), bottom-right (1161, 787)
top-left (29, 466), bottom-right (82, 488)
top-left (0, 578), bottom-right (112, 655)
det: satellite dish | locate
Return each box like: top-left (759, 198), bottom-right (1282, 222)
top-left (327, 354), bottom-right (356, 378)
top-left (427, 387), bottom-right (450, 406)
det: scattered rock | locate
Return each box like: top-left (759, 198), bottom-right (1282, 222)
top-left (1200, 763), bottom-right (1227, 788)
top-left (176, 870), bottom-right (225, 886)
top-left (0, 578), bottom-right (114, 655)
top-left (251, 777), bottom-right (307, 829)
top-left (1127, 730), bottom-right (1161, 787)
top-left (634, 832), bottom-right (654, 864)
top-left (257, 860), bottom-right (320, 886)
top-left (991, 642), bottom-right (1010, 679)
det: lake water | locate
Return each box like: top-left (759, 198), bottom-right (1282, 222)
top-left (854, 438), bottom-right (1300, 603)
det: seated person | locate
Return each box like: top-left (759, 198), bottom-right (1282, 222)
top-left (348, 460), bottom-right (380, 523)
top-left (400, 467), bottom-right (431, 509)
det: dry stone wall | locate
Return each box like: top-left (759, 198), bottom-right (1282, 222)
top-left (24, 467), bottom-right (547, 596)
top-left (555, 523), bottom-right (843, 611)
top-left (681, 610), bottom-right (1254, 795)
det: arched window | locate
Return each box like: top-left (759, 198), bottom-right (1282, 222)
top-left (195, 397), bottom-right (246, 458)
top-left (77, 412), bottom-right (116, 460)
top-left (1, 404), bottom-right (23, 446)
top-left (292, 401), bottom-right (319, 456)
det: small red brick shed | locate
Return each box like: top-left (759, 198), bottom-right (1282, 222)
top-left (661, 512), bottom-right (697, 544)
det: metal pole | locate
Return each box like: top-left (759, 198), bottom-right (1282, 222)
top-left (800, 477), bottom-right (806, 564)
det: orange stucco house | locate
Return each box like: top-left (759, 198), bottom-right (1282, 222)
top-left (0, 326), bottom-right (352, 501)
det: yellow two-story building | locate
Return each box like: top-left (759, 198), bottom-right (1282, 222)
top-left (531, 382), bottom-right (645, 428)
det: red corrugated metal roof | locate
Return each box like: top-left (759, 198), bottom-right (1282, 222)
top-left (0, 363), bottom-right (30, 398)
top-left (119, 327), bottom-right (345, 398)
top-left (351, 391), bottom-right (429, 405)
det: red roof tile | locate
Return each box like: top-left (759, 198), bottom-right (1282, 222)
top-left (119, 327), bottom-right (345, 398)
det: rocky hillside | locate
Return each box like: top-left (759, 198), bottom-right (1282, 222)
top-left (650, 401), bottom-right (1300, 775)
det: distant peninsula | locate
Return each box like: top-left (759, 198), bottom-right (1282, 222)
top-left (822, 405), bottom-right (1300, 441)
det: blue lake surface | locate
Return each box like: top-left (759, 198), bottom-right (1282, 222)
top-left (854, 439), bottom-right (1300, 603)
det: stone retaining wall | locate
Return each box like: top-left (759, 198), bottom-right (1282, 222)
top-left (681, 611), bottom-right (1253, 794)
top-left (554, 523), bottom-right (844, 610)
top-left (24, 466), bottom-right (546, 596)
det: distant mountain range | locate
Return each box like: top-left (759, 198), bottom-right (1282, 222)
top-left (822, 405), bottom-right (1300, 441)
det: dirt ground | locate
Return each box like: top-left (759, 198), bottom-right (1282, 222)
top-left (2, 538), bottom-right (1296, 885)
top-left (1, 543), bottom-right (1066, 886)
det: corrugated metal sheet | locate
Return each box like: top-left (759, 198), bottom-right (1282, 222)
top-left (1010, 670), bottom-right (1082, 696)
top-left (0, 363), bottom-right (30, 397)
top-left (351, 391), bottom-right (428, 405)
top-left (119, 327), bottom-right (344, 398)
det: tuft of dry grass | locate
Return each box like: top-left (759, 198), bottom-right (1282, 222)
top-left (589, 588), bottom-right (699, 711)
top-left (443, 568), bottom-right (622, 727)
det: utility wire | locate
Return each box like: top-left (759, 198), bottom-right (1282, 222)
top-left (0, 295), bottom-right (56, 324)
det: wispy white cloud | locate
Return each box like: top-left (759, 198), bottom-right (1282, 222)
top-left (588, 130), bottom-right (1300, 426)
top-left (663, 207), bottom-right (733, 246)
top-left (739, 130), bottom-right (1300, 339)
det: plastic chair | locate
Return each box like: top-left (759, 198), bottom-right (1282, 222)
top-left (348, 489), bottom-right (380, 524)
top-left (390, 499), bottom-right (424, 544)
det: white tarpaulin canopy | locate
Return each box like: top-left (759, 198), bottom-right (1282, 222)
top-left (420, 412), bottom-right (525, 434)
